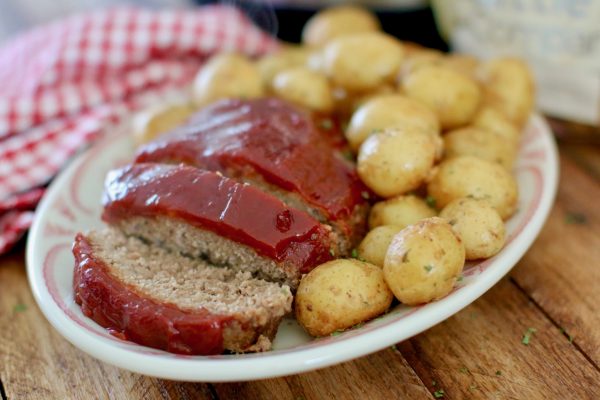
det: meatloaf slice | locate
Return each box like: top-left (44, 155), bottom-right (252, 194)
top-left (73, 228), bottom-right (292, 355)
top-left (134, 98), bottom-right (368, 249)
top-left (102, 163), bottom-right (337, 288)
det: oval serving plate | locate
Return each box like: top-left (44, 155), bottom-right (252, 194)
top-left (27, 114), bottom-right (558, 382)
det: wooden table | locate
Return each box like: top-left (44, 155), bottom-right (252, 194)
top-left (1, 120), bottom-right (599, 399)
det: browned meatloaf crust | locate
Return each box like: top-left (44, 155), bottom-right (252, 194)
top-left (73, 228), bottom-right (292, 355)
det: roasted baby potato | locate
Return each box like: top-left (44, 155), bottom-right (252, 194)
top-left (427, 156), bottom-right (518, 219)
top-left (357, 128), bottom-right (437, 198)
top-left (132, 101), bottom-right (194, 145)
top-left (402, 65), bottom-right (481, 130)
top-left (193, 53), bottom-right (264, 106)
top-left (480, 57), bottom-right (535, 127)
top-left (346, 94), bottom-right (441, 152)
top-left (443, 126), bottom-right (517, 170)
top-left (322, 32), bottom-right (404, 92)
top-left (295, 259), bottom-right (393, 337)
top-left (357, 225), bottom-right (404, 268)
top-left (256, 46), bottom-right (311, 87)
top-left (440, 198), bottom-right (506, 260)
top-left (368, 195), bottom-right (437, 230)
top-left (384, 217), bottom-right (465, 305)
top-left (272, 67), bottom-right (334, 113)
top-left (472, 106), bottom-right (521, 145)
top-left (302, 5), bottom-right (380, 47)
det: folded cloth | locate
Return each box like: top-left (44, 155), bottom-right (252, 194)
top-left (0, 5), bottom-right (277, 254)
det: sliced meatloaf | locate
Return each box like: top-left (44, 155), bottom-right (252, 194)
top-left (134, 98), bottom-right (369, 251)
top-left (73, 228), bottom-right (293, 355)
top-left (102, 163), bottom-right (337, 288)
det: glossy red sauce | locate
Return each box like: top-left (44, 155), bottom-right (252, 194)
top-left (134, 98), bottom-right (366, 228)
top-left (102, 163), bottom-right (333, 272)
top-left (72, 233), bottom-right (231, 355)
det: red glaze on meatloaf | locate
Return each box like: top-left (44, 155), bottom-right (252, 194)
top-left (134, 98), bottom-right (367, 234)
top-left (73, 233), bottom-right (231, 355)
top-left (102, 163), bottom-right (334, 273)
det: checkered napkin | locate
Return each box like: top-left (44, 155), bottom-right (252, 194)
top-left (0, 6), bottom-right (277, 254)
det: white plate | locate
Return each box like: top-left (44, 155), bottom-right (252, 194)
top-left (26, 114), bottom-right (558, 382)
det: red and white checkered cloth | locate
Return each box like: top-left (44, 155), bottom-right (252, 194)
top-left (0, 6), bottom-right (278, 254)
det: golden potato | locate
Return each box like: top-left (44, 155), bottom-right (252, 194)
top-left (193, 53), bottom-right (264, 106)
top-left (440, 198), bottom-right (506, 260)
top-left (384, 217), bottom-right (465, 305)
top-left (256, 47), bottom-right (311, 87)
top-left (369, 195), bottom-right (437, 230)
top-left (472, 106), bottom-right (521, 145)
top-left (295, 259), bottom-right (393, 337)
top-left (441, 54), bottom-right (480, 78)
top-left (398, 48), bottom-right (444, 78)
top-left (480, 57), bottom-right (535, 127)
top-left (443, 126), bottom-right (517, 170)
top-left (272, 67), bottom-right (334, 113)
top-left (132, 102), bottom-right (194, 145)
top-left (357, 225), bottom-right (403, 267)
top-left (427, 156), bottom-right (519, 219)
top-left (322, 32), bottom-right (404, 92)
top-left (346, 94), bottom-right (440, 151)
top-left (357, 128), bottom-right (437, 198)
top-left (302, 5), bottom-right (380, 47)
top-left (403, 65), bottom-right (481, 130)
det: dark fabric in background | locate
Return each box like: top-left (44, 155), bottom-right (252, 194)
top-left (195, 1), bottom-right (448, 50)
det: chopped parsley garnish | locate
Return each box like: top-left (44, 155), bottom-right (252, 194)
top-left (319, 119), bottom-right (333, 130)
top-left (559, 327), bottom-right (574, 343)
top-left (390, 344), bottom-right (398, 352)
top-left (13, 303), bottom-right (27, 313)
top-left (522, 327), bottom-right (537, 345)
top-left (330, 330), bottom-right (343, 337)
top-left (424, 264), bottom-right (434, 273)
top-left (565, 212), bottom-right (587, 225)
top-left (329, 248), bottom-right (336, 257)
top-left (432, 380), bottom-right (437, 386)
top-left (361, 191), bottom-right (370, 200)
top-left (351, 248), bottom-right (359, 259)
top-left (469, 385), bottom-right (478, 391)
top-left (459, 367), bottom-right (469, 374)
top-left (342, 150), bottom-right (355, 161)
top-left (457, 275), bottom-right (464, 282)
top-left (425, 196), bottom-right (437, 209)
top-left (433, 389), bottom-right (445, 398)
top-left (495, 370), bottom-right (502, 376)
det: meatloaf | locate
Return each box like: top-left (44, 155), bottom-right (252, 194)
top-left (102, 163), bottom-right (338, 288)
top-left (73, 228), bottom-right (293, 355)
top-left (134, 98), bottom-right (369, 251)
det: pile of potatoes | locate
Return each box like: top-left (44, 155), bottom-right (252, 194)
top-left (132, 5), bottom-right (535, 338)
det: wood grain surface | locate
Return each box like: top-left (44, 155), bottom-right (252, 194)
top-left (1, 123), bottom-right (600, 399)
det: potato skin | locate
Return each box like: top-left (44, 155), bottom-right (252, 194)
top-left (302, 6), bottom-right (380, 47)
top-left (383, 217), bottom-right (465, 305)
top-left (193, 53), bottom-right (264, 106)
top-left (322, 32), bottom-right (404, 92)
top-left (403, 65), bottom-right (481, 130)
top-left (440, 198), bottom-right (506, 260)
top-left (427, 156), bottom-right (519, 220)
top-left (357, 225), bottom-right (403, 268)
top-left (481, 57), bottom-right (535, 127)
top-left (443, 126), bottom-right (517, 170)
top-left (256, 47), bottom-right (310, 87)
top-left (272, 67), bottom-right (334, 113)
top-left (369, 195), bottom-right (437, 230)
top-left (357, 128), bottom-right (437, 198)
top-left (295, 259), bottom-right (393, 337)
top-left (346, 94), bottom-right (440, 152)
top-left (132, 102), bottom-right (194, 145)
top-left (472, 106), bottom-right (521, 145)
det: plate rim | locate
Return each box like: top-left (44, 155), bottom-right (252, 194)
top-left (26, 114), bottom-right (559, 382)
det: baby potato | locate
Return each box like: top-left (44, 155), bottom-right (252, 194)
top-left (427, 156), bottom-right (519, 219)
top-left (357, 225), bottom-right (403, 267)
top-left (441, 54), bottom-right (480, 78)
top-left (272, 67), bottom-right (334, 113)
top-left (132, 101), bottom-right (194, 145)
top-left (193, 53), bottom-right (264, 106)
top-left (357, 128), bottom-right (437, 198)
top-left (399, 48), bottom-right (444, 77)
top-left (480, 57), bottom-right (535, 127)
top-left (403, 65), bottom-right (481, 130)
top-left (302, 5), bottom-right (380, 47)
top-left (256, 48), bottom-right (309, 87)
top-left (295, 259), bottom-right (393, 337)
top-left (443, 126), bottom-right (517, 170)
top-left (472, 106), bottom-right (521, 145)
top-left (369, 195), bottom-right (437, 230)
top-left (322, 32), bottom-right (404, 92)
top-left (384, 217), bottom-right (465, 305)
top-left (346, 94), bottom-right (440, 152)
top-left (440, 198), bottom-right (506, 260)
